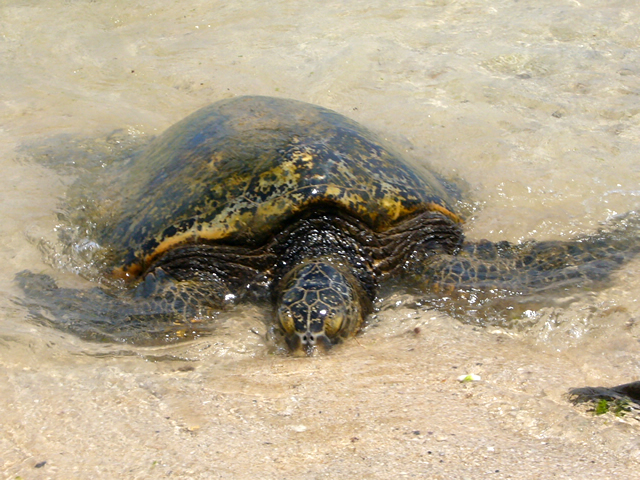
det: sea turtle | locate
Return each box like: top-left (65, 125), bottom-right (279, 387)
top-left (17, 96), bottom-right (640, 353)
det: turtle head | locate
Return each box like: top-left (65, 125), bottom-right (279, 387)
top-left (276, 257), bottom-right (368, 354)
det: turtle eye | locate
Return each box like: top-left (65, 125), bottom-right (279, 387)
top-left (276, 303), bottom-right (296, 336)
top-left (316, 306), bottom-right (344, 338)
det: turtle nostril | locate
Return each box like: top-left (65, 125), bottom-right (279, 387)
top-left (302, 333), bottom-right (315, 345)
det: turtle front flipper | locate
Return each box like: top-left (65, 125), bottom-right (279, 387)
top-left (402, 212), bottom-right (640, 322)
top-left (15, 269), bottom-right (234, 345)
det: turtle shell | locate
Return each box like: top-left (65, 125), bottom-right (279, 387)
top-left (103, 96), bottom-right (461, 278)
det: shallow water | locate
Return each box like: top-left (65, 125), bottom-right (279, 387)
top-left (1, 0), bottom-right (640, 478)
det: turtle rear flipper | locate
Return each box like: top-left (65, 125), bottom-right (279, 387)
top-left (14, 270), bottom-right (231, 345)
top-left (403, 212), bottom-right (640, 321)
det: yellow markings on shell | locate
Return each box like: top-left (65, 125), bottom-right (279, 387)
top-left (114, 209), bottom-right (252, 281)
top-left (338, 190), bottom-right (366, 213)
top-left (325, 185), bottom-right (342, 197)
top-left (142, 227), bottom-right (203, 262)
top-left (380, 195), bottom-right (413, 221)
top-left (255, 195), bottom-right (295, 222)
top-left (112, 263), bottom-right (143, 281)
top-left (426, 202), bottom-right (464, 224)
top-left (344, 190), bottom-right (365, 205)
top-left (290, 148), bottom-right (314, 165)
top-left (206, 152), bottom-right (224, 170)
top-left (322, 185), bottom-right (368, 216)
top-left (257, 158), bottom-right (302, 192)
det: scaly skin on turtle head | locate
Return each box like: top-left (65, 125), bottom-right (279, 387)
top-left (275, 256), bottom-right (370, 354)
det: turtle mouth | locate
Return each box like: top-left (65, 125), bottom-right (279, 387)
top-left (286, 330), bottom-right (334, 355)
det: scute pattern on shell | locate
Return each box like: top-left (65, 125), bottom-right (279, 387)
top-left (103, 96), bottom-right (460, 277)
